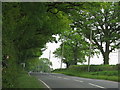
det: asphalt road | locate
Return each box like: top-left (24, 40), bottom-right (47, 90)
top-left (31, 72), bottom-right (119, 90)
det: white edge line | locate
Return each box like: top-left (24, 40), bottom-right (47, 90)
top-left (39, 79), bottom-right (52, 90)
top-left (89, 83), bottom-right (105, 88)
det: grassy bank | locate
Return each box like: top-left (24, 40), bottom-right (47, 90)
top-left (14, 71), bottom-right (45, 88)
top-left (53, 65), bottom-right (119, 82)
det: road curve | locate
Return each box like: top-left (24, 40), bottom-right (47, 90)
top-left (31, 72), bottom-right (119, 90)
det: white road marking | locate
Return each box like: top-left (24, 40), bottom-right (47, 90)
top-left (89, 83), bottom-right (105, 88)
top-left (63, 78), bottom-right (69, 80)
top-left (57, 77), bottom-right (62, 78)
top-left (39, 79), bottom-right (52, 90)
top-left (74, 80), bottom-right (83, 82)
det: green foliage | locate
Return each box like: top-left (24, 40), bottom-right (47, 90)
top-left (2, 2), bottom-right (70, 64)
top-left (26, 58), bottom-right (52, 72)
top-left (53, 28), bottom-right (98, 67)
top-left (53, 65), bottom-right (119, 82)
top-left (2, 36), bottom-right (19, 88)
top-left (2, 2), bottom-right (120, 87)
top-left (70, 2), bottom-right (120, 64)
top-left (69, 65), bottom-right (118, 72)
top-left (90, 71), bottom-right (119, 76)
top-left (2, 2), bottom-right (70, 88)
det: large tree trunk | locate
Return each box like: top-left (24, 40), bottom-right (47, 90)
top-left (66, 62), bottom-right (70, 68)
top-left (102, 41), bottom-right (110, 65)
top-left (73, 61), bottom-right (77, 65)
top-left (103, 52), bottom-right (109, 64)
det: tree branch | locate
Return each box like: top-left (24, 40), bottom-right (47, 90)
top-left (110, 42), bottom-right (120, 52)
top-left (92, 37), bottom-right (104, 55)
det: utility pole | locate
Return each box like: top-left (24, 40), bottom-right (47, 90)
top-left (118, 49), bottom-right (120, 64)
top-left (88, 30), bottom-right (92, 72)
top-left (60, 38), bottom-right (64, 69)
top-left (49, 50), bottom-right (51, 72)
top-left (49, 50), bottom-right (51, 61)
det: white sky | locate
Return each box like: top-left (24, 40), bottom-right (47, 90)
top-left (41, 42), bottom-right (119, 70)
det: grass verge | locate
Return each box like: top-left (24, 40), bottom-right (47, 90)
top-left (53, 69), bottom-right (119, 82)
top-left (14, 71), bottom-right (45, 88)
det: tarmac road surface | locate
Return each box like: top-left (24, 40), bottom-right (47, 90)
top-left (31, 72), bottom-right (119, 90)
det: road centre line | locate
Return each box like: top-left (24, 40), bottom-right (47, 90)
top-left (39, 79), bottom-right (52, 90)
top-left (89, 83), bottom-right (105, 88)
top-left (52, 76), bottom-right (56, 78)
top-left (63, 78), bottom-right (69, 80)
top-left (57, 77), bottom-right (62, 78)
top-left (74, 79), bottom-right (83, 82)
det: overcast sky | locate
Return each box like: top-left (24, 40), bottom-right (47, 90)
top-left (41, 42), bottom-right (119, 69)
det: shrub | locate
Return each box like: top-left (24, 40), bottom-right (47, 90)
top-left (68, 65), bottom-right (118, 72)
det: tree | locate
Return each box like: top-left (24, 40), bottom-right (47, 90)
top-left (26, 58), bottom-right (52, 72)
top-left (2, 2), bottom-right (70, 87)
top-left (2, 2), bottom-right (70, 64)
top-left (54, 28), bottom-right (96, 68)
top-left (54, 42), bottom-right (88, 68)
top-left (71, 2), bottom-right (120, 64)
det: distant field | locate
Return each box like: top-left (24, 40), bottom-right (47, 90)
top-left (53, 65), bottom-right (119, 82)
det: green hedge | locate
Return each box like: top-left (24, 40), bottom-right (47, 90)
top-left (68, 64), bottom-right (119, 72)
top-left (53, 65), bottom-right (119, 82)
top-left (2, 37), bottom-right (19, 88)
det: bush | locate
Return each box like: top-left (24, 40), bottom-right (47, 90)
top-left (68, 65), bottom-right (118, 72)
top-left (2, 37), bottom-right (20, 88)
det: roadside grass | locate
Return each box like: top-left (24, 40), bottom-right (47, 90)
top-left (14, 71), bottom-right (45, 88)
top-left (53, 69), bottom-right (119, 82)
